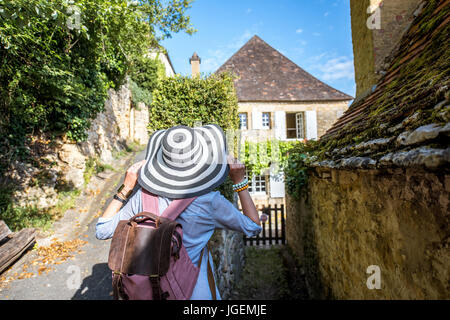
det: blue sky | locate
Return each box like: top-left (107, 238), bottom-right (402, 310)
top-left (161, 0), bottom-right (356, 97)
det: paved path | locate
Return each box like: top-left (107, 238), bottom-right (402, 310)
top-left (0, 151), bottom-right (145, 300)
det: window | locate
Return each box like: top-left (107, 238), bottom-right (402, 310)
top-left (246, 170), bottom-right (267, 194)
top-left (286, 112), bottom-right (305, 139)
top-left (239, 113), bottom-right (248, 130)
top-left (262, 112), bottom-right (270, 129)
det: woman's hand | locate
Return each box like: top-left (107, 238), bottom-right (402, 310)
top-left (122, 160), bottom-right (146, 193)
top-left (100, 160), bottom-right (146, 220)
top-left (227, 155), bottom-right (246, 185)
top-left (227, 155), bottom-right (260, 226)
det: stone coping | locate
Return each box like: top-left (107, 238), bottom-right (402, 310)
top-left (311, 146), bottom-right (450, 170)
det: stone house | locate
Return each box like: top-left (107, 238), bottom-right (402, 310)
top-left (149, 49), bottom-right (176, 77)
top-left (210, 35), bottom-right (353, 206)
top-left (286, 0), bottom-right (449, 299)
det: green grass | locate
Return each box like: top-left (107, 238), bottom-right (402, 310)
top-left (83, 157), bottom-right (117, 186)
top-left (0, 185), bottom-right (81, 232)
top-left (0, 204), bottom-right (54, 232)
top-left (233, 246), bottom-right (290, 300)
top-left (0, 141), bottom-right (143, 232)
top-left (112, 140), bottom-right (145, 159)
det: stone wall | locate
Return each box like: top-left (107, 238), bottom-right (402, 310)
top-left (286, 167), bottom-right (449, 299)
top-left (210, 229), bottom-right (245, 299)
top-left (10, 82), bottom-right (149, 209)
top-left (350, 0), bottom-right (423, 97)
top-left (210, 193), bottom-right (246, 300)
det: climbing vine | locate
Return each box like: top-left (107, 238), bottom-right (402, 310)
top-left (284, 140), bottom-right (319, 199)
top-left (240, 140), bottom-right (299, 177)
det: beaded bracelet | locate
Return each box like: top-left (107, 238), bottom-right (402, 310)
top-left (234, 184), bottom-right (249, 193)
top-left (232, 178), bottom-right (248, 191)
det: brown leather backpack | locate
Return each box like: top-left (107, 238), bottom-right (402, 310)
top-left (108, 191), bottom-right (216, 300)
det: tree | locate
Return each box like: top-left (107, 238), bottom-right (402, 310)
top-left (0, 0), bottom-right (195, 172)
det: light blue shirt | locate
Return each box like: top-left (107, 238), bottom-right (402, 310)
top-left (95, 188), bottom-right (262, 300)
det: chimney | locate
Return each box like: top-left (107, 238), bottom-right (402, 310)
top-left (189, 52), bottom-right (201, 77)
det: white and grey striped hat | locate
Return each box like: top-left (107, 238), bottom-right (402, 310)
top-left (138, 124), bottom-right (229, 199)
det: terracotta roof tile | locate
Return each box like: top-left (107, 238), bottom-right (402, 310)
top-left (215, 35), bottom-right (353, 102)
top-left (322, 0), bottom-right (450, 143)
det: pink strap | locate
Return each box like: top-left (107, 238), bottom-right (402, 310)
top-left (141, 188), bottom-right (197, 221)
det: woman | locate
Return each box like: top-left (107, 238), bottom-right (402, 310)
top-left (95, 124), bottom-right (262, 300)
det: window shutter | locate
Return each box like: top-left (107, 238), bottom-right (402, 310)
top-left (305, 110), bottom-right (318, 140)
top-left (269, 166), bottom-right (285, 198)
top-left (274, 111), bottom-right (286, 140)
top-left (252, 110), bottom-right (262, 130)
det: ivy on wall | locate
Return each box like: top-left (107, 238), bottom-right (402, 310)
top-left (240, 140), bottom-right (298, 177)
top-left (284, 141), bottom-right (319, 199)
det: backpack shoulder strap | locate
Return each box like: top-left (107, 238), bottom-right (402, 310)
top-left (197, 244), bottom-right (217, 300)
top-left (141, 188), bottom-right (197, 221)
top-left (142, 188), bottom-right (159, 214)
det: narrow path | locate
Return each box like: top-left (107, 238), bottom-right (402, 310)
top-left (0, 150), bottom-right (145, 300)
top-left (232, 246), bottom-right (309, 300)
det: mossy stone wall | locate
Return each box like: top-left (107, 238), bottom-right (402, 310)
top-left (286, 167), bottom-right (449, 299)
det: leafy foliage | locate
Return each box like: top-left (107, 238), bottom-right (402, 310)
top-left (284, 140), bottom-right (319, 198)
top-left (149, 72), bottom-right (239, 132)
top-left (0, 0), bottom-right (194, 174)
top-left (129, 55), bottom-right (167, 107)
top-left (240, 140), bottom-right (298, 177)
top-left (148, 72), bottom-right (239, 199)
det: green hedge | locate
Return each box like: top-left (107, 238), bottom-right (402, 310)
top-left (148, 72), bottom-right (239, 199)
top-left (149, 72), bottom-right (239, 132)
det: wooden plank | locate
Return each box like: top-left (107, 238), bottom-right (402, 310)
top-left (0, 228), bottom-right (36, 274)
top-left (281, 205), bottom-right (286, 245)
top-left (261, 214), bottom-right (267, 246)
top-left (274, 205), bottom-right (279, 245)
top-left (0, 220), bottom-right (12, 243)
top-left (268, 209), bottom-right (273, 245)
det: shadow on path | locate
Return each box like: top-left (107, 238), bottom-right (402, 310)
top-left (71, 263), bottom-right (112, 300)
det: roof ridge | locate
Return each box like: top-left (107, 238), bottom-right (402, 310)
top-left (216, 35), bottom-right (353, 101)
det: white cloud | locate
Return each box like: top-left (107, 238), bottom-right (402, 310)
top-left (246, 8), bottom-right (252, 14)
top-left (324, 12), bottom-right (330, 17)
top-left (312, 32), bottom-right (321, 36)
top-left (317, 56), bottom-right (355, 81)
top-left (296, 28), bottom-right (303, 34)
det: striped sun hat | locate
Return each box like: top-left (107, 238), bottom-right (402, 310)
top-left (138, 124), bottom-right (230, 199)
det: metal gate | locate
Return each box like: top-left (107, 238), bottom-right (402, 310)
top-left (243, 204), bottom-right (286, 246)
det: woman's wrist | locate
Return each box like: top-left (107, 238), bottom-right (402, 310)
top-left (232, 177), bottom-right (247, 188)
top-left (117, 184), bottom-right (134, 199)
top-left (232, 178), bottom-right (248, 192)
